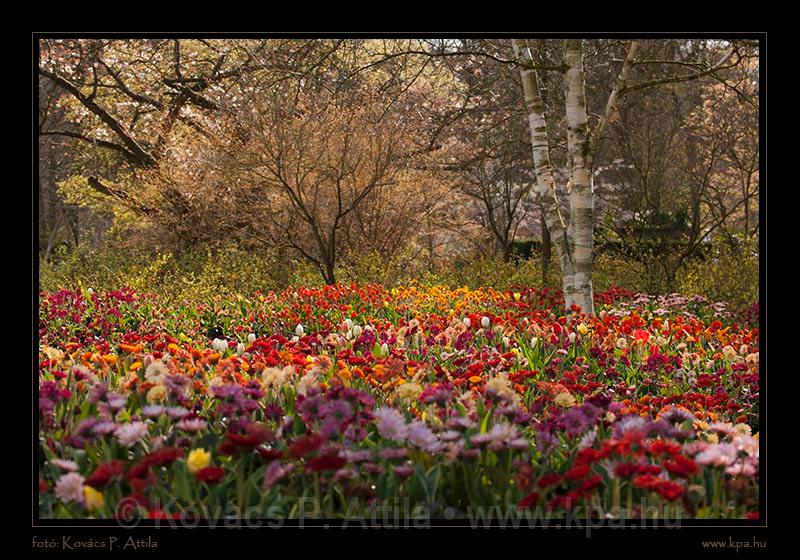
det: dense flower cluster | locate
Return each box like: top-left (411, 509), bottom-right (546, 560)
top-left (38, 284), bottom-right (759, 519)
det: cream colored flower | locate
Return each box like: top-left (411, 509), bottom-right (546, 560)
top-left (145, 360), bottom-right (169, 381)
top-left (42, 346), bottom-right (65, 362)
top-left (395, 382), bottom-right (423, 400)
top-left (485, 374), bottom-right (514, 401)
top-left (297, 371), bottom-right (319, 396)
top-left (554, 391), bottom-right (576, 407)
top-left (722, 345), bottom-right (737, 360)
top-left (733, 423), bottom-right (752, 437)
top-left (146, 384), bottom-right (168, 404)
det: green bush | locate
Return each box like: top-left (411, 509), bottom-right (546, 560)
top-left (678, 236), bottom-right (759, 311)
top-left (39, 243), bottom-right (299, 299)
top-left (39, 235), bottom-right (759, 311)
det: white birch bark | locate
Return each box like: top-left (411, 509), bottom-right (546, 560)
top-left (563, 39), bottom-right (593, 314)
top-left (513, 39), bottom-right (639, 316)
top-left (511, 39), bottom-right (574, 305)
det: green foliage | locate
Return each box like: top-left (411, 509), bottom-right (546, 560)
top-left (678, 235), bottom-right (760, 311)
top-left (40, 235), bottom-right (759, 310)
top-left (431, 253), bottom-right (550, 291)
top-left (40, 243), bottom-right (299, 300)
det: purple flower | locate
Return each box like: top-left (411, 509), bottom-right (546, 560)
top-left (344, 424), bottom-right (368, 443)
top-left (612, 415), bottom-right (649, 439)
top-left (446, 416), bottom-right (474, 431)
top-left (263, 460), bottom-right (294, 490)
top-left (419, 383), bottom-right (454, 406)
top-left (101, 394), bottom-right (126, 414)
top-left (562, 408), bottom-right (589, 436)
top-left (333, 468), bottom-right (357, 482)
top-left (342, 449), bottom-right (372, 463)
top-left (406, 421), bottom-right (441, 452)
top-left (488, 422), bottom-right (520, 445)
top-left (439, 430), bottom-right (462, 442)
top-left (374, 407), bottom-right (408, 442)
top-left (320, 399), bottom-right (354, 422)
top-left (378, 447), bottom-right (408, 461)
top-left (297, 395), bottom-right (323, 422)
top-left (142, 405), bottom-right (166, 418)
top-left (167, 407), bottom-right (190, 420)
top-left (659, 406), bottom-right (695, 425)
top-left (470, 433), bottom-right (492, 447)
top-left (161, 374), bottom-right (190, 398)
top-left (91, 421), bottom-right (118, 435)
top-left (392, 464), bottom-right (414, 478)
top-left (364, 462), bottom-right (385, 475)
top-left (535, 422), bottom-right (558, 454)
top-left (88, 383), bottom-right (109, 405)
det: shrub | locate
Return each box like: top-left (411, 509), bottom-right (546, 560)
top-left (678, 235), bottom-right (759, 312)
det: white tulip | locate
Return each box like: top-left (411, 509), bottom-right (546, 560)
top-left (291, 336), bottom-right (299, 343)
top-left (380, 343), bottom-right (389, 356)
top-left (531, 337), bottom-right (538, 348)
top-left (247, 333), bottom-right (256, 344)
top-left (481, 316), bottom-right (490, 329)
top-left (345, 319), bottom-right (354, 330)
top-left (463, 317), bottom-right (471, 328)
top-left (236, 342), bottom-right (246, 356)
top-left (295, 324), bottom-right (304, 337)
top-left (352, 325), bottom-right (363, 338)
top-left (502, 337), bottom-right (510, 347)
top-left (346, 330), bottom-right (353, 340)
top-left (568, 332), bottom-right (577, 344)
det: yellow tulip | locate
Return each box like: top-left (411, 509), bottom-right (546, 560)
top-left (187, 448), bottom-right (211, 474)
top-left (83, 486), bottom-right (105, 511)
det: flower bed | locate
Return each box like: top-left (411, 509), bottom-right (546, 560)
top-left (37, 284), bottom-right (760, 520)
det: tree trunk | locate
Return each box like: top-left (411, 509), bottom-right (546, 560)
top-left (513, 39), bottom-right (638, 315)
top-left (541, 205), bottom-right (551, 286)
top-left (502, 243), bottom-right (512, 263)
top-left (563, 40), bottom-right (594, 314)
top-left (511, 39), bottom-right (573, 311)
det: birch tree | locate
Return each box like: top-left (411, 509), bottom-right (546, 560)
top-left (511, 38), bottom-right (754, 315)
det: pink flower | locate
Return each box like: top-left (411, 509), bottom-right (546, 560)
top-left (55, 472), bottom-right (85, 504)
top-left (115, 422), bottom-right (149, 446)
top-left (695, 443), bottom-right (738, 467)
top-left (176, 418), bottom-right (208, 432)
top-left (50, 458), bottom-right (78, 472)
